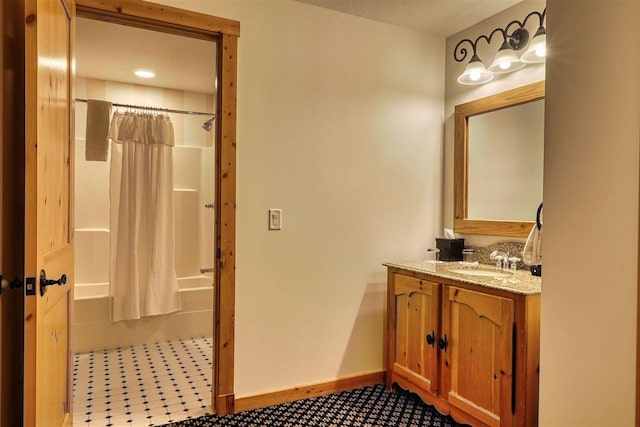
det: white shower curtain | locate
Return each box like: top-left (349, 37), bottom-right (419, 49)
top-left (109, 112), bottom-right (181, 322)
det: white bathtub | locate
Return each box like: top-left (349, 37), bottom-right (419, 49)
top-left (73, 227), bottom-right (215, 353)
top-left (74, 275), bottom-right (214, 353)
top-left (74, 275), bottom-right (212, 300)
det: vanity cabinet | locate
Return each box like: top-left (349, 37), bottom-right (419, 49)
top-left (386, 268), bottom-right (540, 427)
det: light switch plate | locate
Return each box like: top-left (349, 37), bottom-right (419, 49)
top-left (268, 209), bottom-right (282, 230)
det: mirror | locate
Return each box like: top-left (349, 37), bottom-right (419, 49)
top-left (454, 81), bottom-right (544, 237)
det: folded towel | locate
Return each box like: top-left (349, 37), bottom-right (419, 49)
top-left (85, 99), bottom-right (112, 161)
top-left (523, 223), bottom-right (542, 265)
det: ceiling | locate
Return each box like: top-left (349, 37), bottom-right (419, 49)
top-left (76, 2), bottom-right (520, 93)
top-left (76, 17), bottom-right (217, 94)
top-left (294, 0), bottom-right (522, 37)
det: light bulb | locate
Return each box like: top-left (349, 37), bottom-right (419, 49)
top-left (457, 54), bottom-right (493, 85)
top-left (488, 41), bottom-right (524, 74)
top-left (521, 27), bottom-right (546, 64)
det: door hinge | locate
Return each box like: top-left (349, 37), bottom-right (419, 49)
top-left (217, 248), bottom-right (221, 260)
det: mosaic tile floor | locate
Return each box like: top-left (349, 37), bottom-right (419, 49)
top-left (73, 337), bottom-right (214, 427)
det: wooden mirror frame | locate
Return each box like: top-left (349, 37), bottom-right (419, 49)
top-left (454, 80), bottom-right (545, 238)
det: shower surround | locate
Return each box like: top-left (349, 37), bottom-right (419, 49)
top-left (73, 77), bottom-right (215, 353)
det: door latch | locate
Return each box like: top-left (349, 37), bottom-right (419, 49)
top-left (25, 277), bottom-right (36, 296)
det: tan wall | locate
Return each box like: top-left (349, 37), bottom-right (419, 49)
top-left (540, 1), bottom-right (639, 425)
top-left (155, 0), bottom-right (445, 398)
top-left (444, 0), bottom-right (546, 246)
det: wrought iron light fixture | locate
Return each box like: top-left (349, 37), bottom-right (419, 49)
top-left (455, 9), bottom-right (546, 85)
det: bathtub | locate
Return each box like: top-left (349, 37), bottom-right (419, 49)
top-left (74, 275), bottom-right (214, 353)
top-left (74, 229), bottom-right (214, 353)
top-left (74, 275), bottom-right (212, 300)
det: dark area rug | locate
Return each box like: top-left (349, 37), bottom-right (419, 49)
top-left (159, 383), bottom-right (467, 427)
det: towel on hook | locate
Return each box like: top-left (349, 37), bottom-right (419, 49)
top-left (523, 223), bottom-right (542, 265)
top-left (85, 99), bottom-right (112, 161)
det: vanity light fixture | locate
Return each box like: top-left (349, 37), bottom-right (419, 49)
top-left (455, 8), bottom-right (546, 85)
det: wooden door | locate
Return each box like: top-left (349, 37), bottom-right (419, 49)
top-left (23, 0), bottom-right (75, 425)
top-left (441, 286), bottom-right (515, 427)
top-left (392, 274), bottom-right (440, 395)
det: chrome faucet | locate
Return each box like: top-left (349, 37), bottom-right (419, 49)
top-left (490, 251), bottom-right (509, 269)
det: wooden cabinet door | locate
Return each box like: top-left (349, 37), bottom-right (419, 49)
top-left (441, 286), bottom-right (514, 427)
top-left (23, 0), bottom-right (75, 425)
top-left (392, 274), bottom-right (440, 395)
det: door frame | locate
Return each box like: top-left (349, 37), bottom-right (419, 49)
top-left (74, 0), bottom-right (239, 415)
top-left (2, 0), bottom-right (26, 424)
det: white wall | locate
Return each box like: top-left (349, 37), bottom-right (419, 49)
top-left (540, 1), bottom-right (639, 425)
top-left (444, 0), bottom-right (546, 246)
top-left (74, 77), bottom-right (215, 283)
top-left (154, 0), bottom-right (445, 398)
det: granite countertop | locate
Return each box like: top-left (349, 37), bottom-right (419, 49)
top-left (384, 260), bottom-right (541, 295)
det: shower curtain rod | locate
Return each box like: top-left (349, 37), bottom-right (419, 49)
top-left (75, 98), bottom-right (215, 117)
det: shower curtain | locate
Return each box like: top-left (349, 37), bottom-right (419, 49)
top-left (109, 112), bottom-right (181, 322)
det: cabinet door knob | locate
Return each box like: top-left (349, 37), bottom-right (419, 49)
top-left (426, 331), bottom-right (436, 347)
top-left (438, 334), bottom-right (448, 352)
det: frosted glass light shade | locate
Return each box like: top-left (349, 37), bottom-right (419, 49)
top-left (457, 55), bottom-right (493, 85)
top-left (521, 27), bottom-right (546, 63)
top-left (487, 42), bottom-right (526, 73)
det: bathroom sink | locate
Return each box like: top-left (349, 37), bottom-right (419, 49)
top-left (448, 269), bottom-right (511, 278)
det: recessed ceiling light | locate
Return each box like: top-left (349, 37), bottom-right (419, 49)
top-left (134, 69), bottom-right (155, 78)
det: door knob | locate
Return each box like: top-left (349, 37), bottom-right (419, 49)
top-left (426, 331), bottom-right (436, 348)
top-left (40, 269), bottom-right (67, 296)
top-left (438, 334), bottom-right (448, 352)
